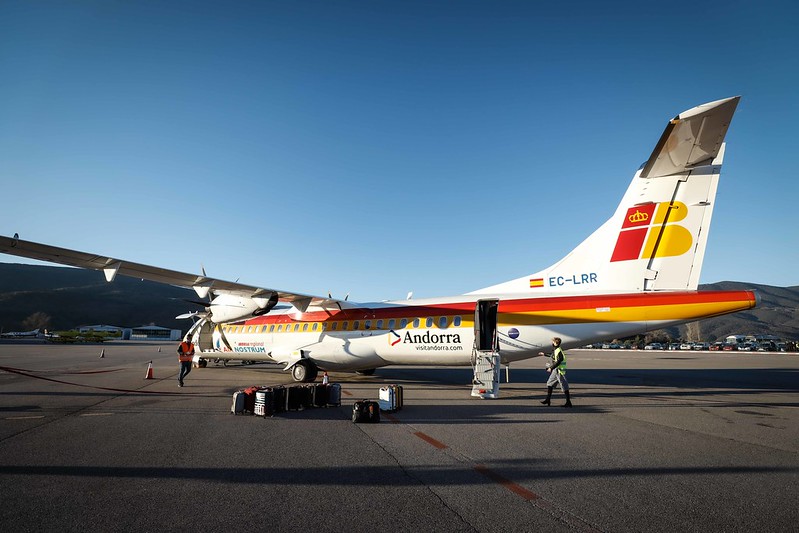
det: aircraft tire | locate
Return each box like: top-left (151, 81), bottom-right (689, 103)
top-left (198, 359), bottom-right (208, 368)
top-left (292, 360), bottom-right (319, 383)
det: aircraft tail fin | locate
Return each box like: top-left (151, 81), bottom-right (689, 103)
top-left (470, 96), bottom-right (740, 296)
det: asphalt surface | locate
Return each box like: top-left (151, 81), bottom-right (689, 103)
top-left (1, 342), bottom-right (797, 532)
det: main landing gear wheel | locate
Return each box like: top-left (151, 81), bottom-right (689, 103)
top-left (291, 360), bottom-right (319, 383)
top-left (355, 368), bottom-right (375, 376)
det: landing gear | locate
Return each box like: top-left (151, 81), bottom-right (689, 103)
top-left (198, 358), bottom-right (208, 368)
top-left (291, 360), bottom-right (319, 383)
top-left (355, 368), bottom-right (375, 376)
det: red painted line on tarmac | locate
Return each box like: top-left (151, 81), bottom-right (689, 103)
top-left (382, 413), bottom-right (400, 424)
top-left (474, 464), bottom-right (539, 501)
top-left (342, 390), bottom-right (353, 396)
top-left (414, 431), bottom-right (448, 449)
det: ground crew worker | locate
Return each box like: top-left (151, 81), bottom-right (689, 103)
top-left (540, 337), bottom-right (572, 407)
top-left (177, 335), bottom-right (195, 387)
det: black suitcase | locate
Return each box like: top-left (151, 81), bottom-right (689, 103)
top-left (272, 385), bottom-right (286, 414)
top-left (286, 385), bottom-right (306, 411)
top-left (326, 383), bottom-right (341, 407)
top-left (255, 388), bottom-right (275, 417)
top-left (352, 400), bottom-right (380, 423)
top-left (312, 383), bottom-right (328, 407)
top-left (300, 384), bottom-right (315, 409)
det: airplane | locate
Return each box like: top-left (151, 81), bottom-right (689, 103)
top-left (0, 328), bottom-right (41, 338)
top-left (0, 96), bottom-right (757, 383)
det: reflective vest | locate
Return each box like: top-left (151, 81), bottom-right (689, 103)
top-left (178, 341), bottom-right (194, 362)
top-left (552, 346), bottom-right (567, 375)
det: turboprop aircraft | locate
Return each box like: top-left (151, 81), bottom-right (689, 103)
top-left (0, 97), bottom-right (757, 382)
top-left (0, 328), bottom-right (41, 338)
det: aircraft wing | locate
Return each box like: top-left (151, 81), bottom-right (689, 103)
top-left (0, 233), bottom-right (351, 313)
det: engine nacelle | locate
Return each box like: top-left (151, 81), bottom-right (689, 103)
top-left (208, 293), bottom-right (277, 323)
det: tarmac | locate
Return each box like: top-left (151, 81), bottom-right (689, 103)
top-left (0, 341), bottom-right (797, 532)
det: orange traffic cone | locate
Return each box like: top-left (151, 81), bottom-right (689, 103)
top-left (145, 361), bottom-right (154, 379)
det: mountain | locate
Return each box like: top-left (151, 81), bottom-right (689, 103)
top-left (0, 263), bottom-right (197, 332)
top-left (673, 281), bottom-right (799, 342)
top-left (0, 263), bottom-right (796, 340)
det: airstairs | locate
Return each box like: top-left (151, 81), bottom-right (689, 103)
top-left (471, 299), bottom-right (501, 399)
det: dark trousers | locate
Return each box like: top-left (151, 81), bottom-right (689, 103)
top-left (179, 361), bottom-right (192, 383)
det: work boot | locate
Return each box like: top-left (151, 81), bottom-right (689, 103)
top-left (540, 386), bottom-right (553, 405)
top-left (563, 390), bottom-right (572, 408)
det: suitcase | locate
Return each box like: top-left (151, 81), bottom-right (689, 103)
top-left (312, 383), bottom-right (328, 407)
top-left (378, 386), bottom-right (399, 412)
top-left (255, 388), bottom-right (275, 417)
top-left (286, 385), bottom-right (306, 411)
top-left (390, 384), bottom-right (403, 410)
top-left (326, 383), bottom-right (341, 407)
top-left (243, 386), bottom-right (259, 414)
top-left (272, 385), bottom-right (286, 414)
top-left (231, 391), bottom-right (246, 415)
top-left (352, 400), bottom-right (380, 423)
top-left (300, 384), bottom-right (315, 409)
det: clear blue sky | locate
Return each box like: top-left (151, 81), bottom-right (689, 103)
top-left (1, 0), bottom-right (797, 302)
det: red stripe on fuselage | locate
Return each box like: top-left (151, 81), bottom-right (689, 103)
top-left (233, 290), bottom-right (756, 326)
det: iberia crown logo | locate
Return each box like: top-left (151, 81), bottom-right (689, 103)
top-left (628, 210), bottom-right (649, 224)
top-left (611, 202), bottom-right (692, 262)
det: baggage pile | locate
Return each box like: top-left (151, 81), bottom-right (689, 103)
top-left (352, 384), bottom-right (404, 424)
top-left (231, 381), bottom-right (404, 425)
top-left (231, 383), bottom-right (342, 417)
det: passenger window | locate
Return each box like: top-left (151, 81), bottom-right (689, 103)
top-left (425, 317), bottom-right (433, 328)
top-left (302, 323), bottom-right (308, 332)
top-left (364, 320), bottom-right (371, 330)
top-left (353, 321), bottom-right (360, 330)
top-left (439, 316), bottom-right (448, 328)
top-left (342, 322), bottom-right (348, 331)
top-left (388, 319), bottom-right (395, 329)
top-left (313, 323), bottom-right (318, 331)
top-left (453, 316), bottom-right (462, 327)
top-left (293, 324), bottom-right (299, 332)
top-left (413, 318), bottom-right (420, 328)
top-left (331, 322), bottom-right (337, 331)
top-left (376, 320), bottom-right (383, 329)
top-left (269, 325), bottom-right (275, 333)
top-left (277, 325), bottom-right (283, 332)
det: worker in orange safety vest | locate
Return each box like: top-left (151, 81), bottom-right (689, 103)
top-left (177, 336), bottom-right (195, 387)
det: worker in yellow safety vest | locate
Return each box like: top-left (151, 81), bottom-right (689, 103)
top-left (177, 336), bottom-right (195, 387)
top-left (540, 337), bottom-right (572, 407)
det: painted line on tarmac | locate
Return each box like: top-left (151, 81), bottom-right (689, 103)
top-left (474, 464), bottom-right (539, 501)
top-left (5, 416), bottom-right (46, 420)
top-left (79, 413), bottom-right (114, 417)
top-left (413, 431), bottom-right (448, 449)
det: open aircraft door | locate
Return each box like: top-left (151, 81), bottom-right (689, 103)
top-left (472, 299), bottom-right (500, 399)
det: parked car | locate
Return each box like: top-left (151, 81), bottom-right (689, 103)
top-left (722, 343), bottom-right (737, 351)
top-left (669, 343), bottom-right (681, 351)
top-left (679, 343), bottom-right (693, 350)
top-left (644, 343), bottom-right (663, 350)
top-left (709, 342), bottom-right (724, 351)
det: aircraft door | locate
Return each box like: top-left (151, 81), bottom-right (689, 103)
top-left (474, 299), bottom-right (499, 352)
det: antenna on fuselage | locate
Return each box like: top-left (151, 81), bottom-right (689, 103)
top-left (407, 292), bottom-right (413, 300)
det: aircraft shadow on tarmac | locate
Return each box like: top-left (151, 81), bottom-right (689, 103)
top-left (0, 460), bottom-right (793, 485)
